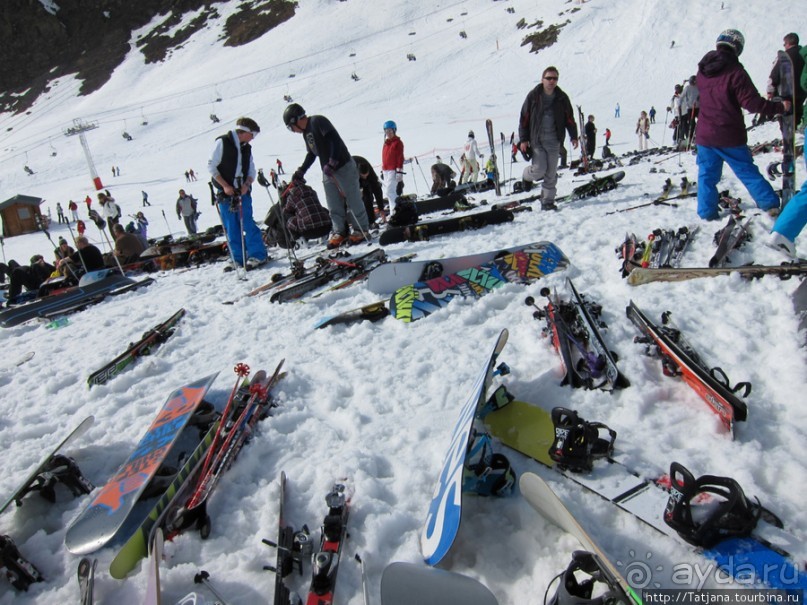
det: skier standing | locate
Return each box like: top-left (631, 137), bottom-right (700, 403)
top-left (680, 76), bottom-right (700, 147)
top-left (584, 115), bottom-right (597, 159)
top-left (649, 106), bottom-right (657, 123)
top-left (460, 131), bottom-right (482, 184)
top-left (68, 200), bottom-right (78, 222)
top-left (636, 111), bottom-right (650, 150)
top-left (381, 120), bottom-right (405, 217)
top-left (207, 116), bottom-right (268, 269)
top-left (694, 29), bottom-right (789, 221)
top-left (176, 189), bottom-right (199, 235)
top-left (517, 65), bottom-right (579, 210)
top-left (283, 103), bottom-right (370, 248)
top-left (767, 33), bottom-right (805, 126)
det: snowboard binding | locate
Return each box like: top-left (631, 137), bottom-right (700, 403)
top-left (548, 408), bottom-right (616, 473)
top-left (0, 535), bottom-right (43, 591)
top-left (663, 462), bottom-right (781, 548)
top-left (464, 429), bottom-right (515, 496)
top-left (547, 550), bottom-right (632, 605)
top-left (20, 455), bottom-right (93, 505)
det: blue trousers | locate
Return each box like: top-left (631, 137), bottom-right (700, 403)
top-left (218, 192), bottom-right (267, 264)
top-left (772, 154), bottom-right (807, 243)
top-left (696, 145), bottom-right (780, 220)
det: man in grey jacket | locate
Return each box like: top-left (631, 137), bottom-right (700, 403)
top-left (517, 66), bottom-right (579, 210)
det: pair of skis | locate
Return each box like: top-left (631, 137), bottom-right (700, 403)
top-left (264, 473), bottom-right (350, 605)
top-left (527, 279), bottom-right (629, 391)
top-left (644, 226), bottom-right (699, 269)
top-left (709, 213), bottom-right (752, 268)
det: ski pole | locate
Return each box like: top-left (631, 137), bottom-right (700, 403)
top-left (354, 554), bottom-right (370, 605)
top-left (64, 221), bottom-right (87, 276)
top-left (274, 181), bottom-right (299, 264)
top-left (0, 235), bottom-right (5, 263)
top-left (329, 172), bottom-right (371, 244)
top-left (99, 228), bottom-right (127, 277)
top-left (161, 210), bottom-right (172, 239)
top-left (413, 156), bottom-right (429, 194)
top-left (237, 197), bottom-right (248, 275)
top-left (257, 169), bottom-right (274, 204)
top-left (214, 200), bottom-right (241, 274)
top-left (194, 570), bottom-right (232, 605)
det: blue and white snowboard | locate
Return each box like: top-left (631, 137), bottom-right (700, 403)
top-left (420, 329), bottom-right (509, 566)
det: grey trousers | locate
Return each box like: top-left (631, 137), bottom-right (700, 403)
top-left (523, 139), bottom-right (560, 202)
top-left (323, 158), bottom-right (370, 233)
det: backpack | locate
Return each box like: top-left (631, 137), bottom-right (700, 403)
top-left (389, 198), bottom-right (418, 226)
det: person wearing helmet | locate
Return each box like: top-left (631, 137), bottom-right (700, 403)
top-left (694, 30), bottom-right (791, 221)
top-left (517, 66), bottom-right (579, 210)
top-left (381, 120), bottom-right (405, 219)
top-left (460, 130), bottom-right (483, 185)
top-left (207, 116), bottom-right (268, 269)
top-left (284, 104), bottom-right (370, 248)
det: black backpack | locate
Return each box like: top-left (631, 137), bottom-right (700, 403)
top-left (389, 199), bottom-right (418, 226)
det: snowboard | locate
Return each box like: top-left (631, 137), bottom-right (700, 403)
top-left (0, 270), bottom-right (146, 328)
top-left (314, 300), bottom-right (390, 329)
top-left (777, 50), bottom-right (796, 205)
top-left (413, 190), bottom-right (472, 215)
top-left (109, 416), bottom-right (219, 579)
top-left (368, 241), bottom-right (553, 294)
top-left (0, 415), bottom-right (95, 515)
top-left (519, 472), bottom-right (642, 604)
top-left (65, 374), bottom-right (218, 555)
top-left (87, 308), bottom-right (186, 388)
top-left (390, 244), bottom-right (570, 323)
top-left (626, 261), bottom-right (807, 285)
top-left (420, 330), bottom-right (509, 566)
top-left (379, 207), bottom-right (514, 246)
top-left (485, 401), bottom-right (806, 591)
top-left (380, 562), bottom-right (498, 605)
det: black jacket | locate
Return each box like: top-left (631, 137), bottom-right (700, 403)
top-left (214, 132), bottom-right (253, 189)
top-left (299, 115), bottom-right (352, 173)
top-left (518, 85), bottom-right (578, 146)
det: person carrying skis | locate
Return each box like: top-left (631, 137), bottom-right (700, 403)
top-left (176, 189), bottom-right (199, 235)
top-left (283, 103), bottom-right (370, 249)
top-left (517, 65), bottom-right (579, 210)
top-left (460, 131), bottom-right (482, 184)
top-left (680, 76), bottom-right (700, 148)
top-left (695, 29), bottom-right (790, 221)
top-left (381, 120), bottom-right (405, 217)
top-left (767, 33), bottom-right (805, 126)
top-left (207, 116), bottom-right (268, 269)
top-left (584, 115), bottom-right (597, 159)
top-left (636, 111), bottom-right (650, 150)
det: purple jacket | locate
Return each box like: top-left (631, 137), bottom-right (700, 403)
top-left (695, 49), bottom-right (784, 148)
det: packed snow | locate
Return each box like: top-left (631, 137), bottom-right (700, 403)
top-left (0, 0), bottom-right (804, 603)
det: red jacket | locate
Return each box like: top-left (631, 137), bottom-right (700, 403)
top-left (381, 136), bottom-right (404, 171)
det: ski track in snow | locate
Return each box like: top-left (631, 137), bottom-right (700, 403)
top-left (0, 1), bottom-right (804, 603)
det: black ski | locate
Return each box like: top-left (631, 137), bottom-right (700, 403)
top-left (305, 483), bottom-right (350, 605)
top-left (485, 119), bottom-right (501, 196)
top-left (709, 215), bottom-right (751, 268)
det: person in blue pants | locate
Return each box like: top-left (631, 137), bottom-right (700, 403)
top-left (769, 154), bottom-right (807, 257)
top-left (694, 29), bottom-right (789, 220)
top-left (208, 117), bottom-right (268, 269)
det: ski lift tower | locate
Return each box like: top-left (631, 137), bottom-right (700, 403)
top-left (64, 118), bottom-right (104, 190)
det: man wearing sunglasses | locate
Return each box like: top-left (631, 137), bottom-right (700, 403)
top-left (517, 66), bottom-right (579, 210)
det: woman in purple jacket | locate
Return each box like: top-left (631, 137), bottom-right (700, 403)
top-left (695, 29), bottom-right (791, 221)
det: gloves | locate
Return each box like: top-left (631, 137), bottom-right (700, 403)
top-left (292, 169), bottom-right (305, 183)
top-left (396, 181), bottom-right (404, 196)
top-left (323, 158), bottom-right (339, 179)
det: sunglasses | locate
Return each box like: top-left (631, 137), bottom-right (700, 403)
top-left (544, 76), bottom-right (558, 81)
